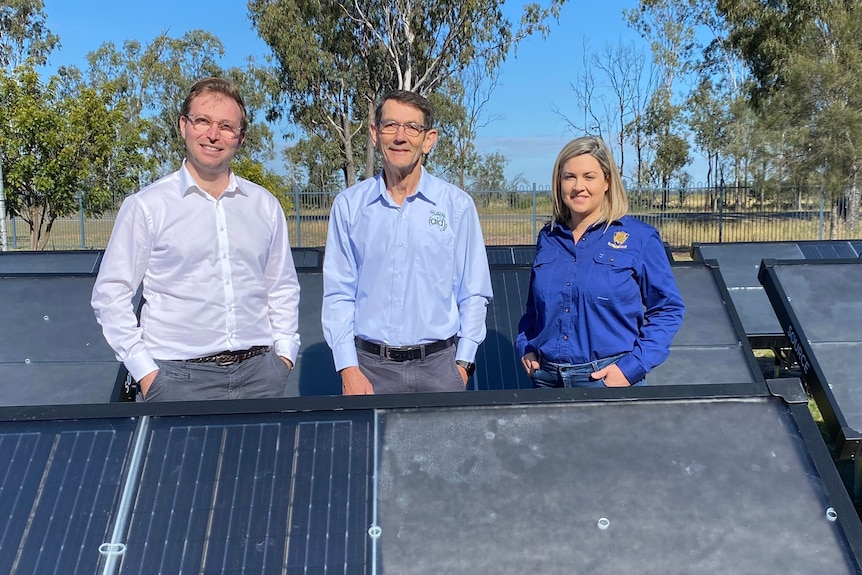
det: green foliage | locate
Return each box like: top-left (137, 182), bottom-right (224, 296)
top-left (0, 0), bottom-right (58, 72)
top-left (232, 156), bottom-right (293, 214)
top-left (249, 0), bottom-right (567, 187)
top-left (0, 67), bottom-right (147, 248)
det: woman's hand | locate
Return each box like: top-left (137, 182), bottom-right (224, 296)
top-left (521, 352), bottom-right (540, 376)
top-left (591, 363), bottom-right (631, 387)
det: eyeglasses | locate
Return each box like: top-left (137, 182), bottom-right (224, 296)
top-left (377, 120), bottom-right (428, 137)
top-left (183, 113), bottom-right (244, 139)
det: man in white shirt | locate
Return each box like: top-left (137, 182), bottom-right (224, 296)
top-left (92, 77), bottom-right (300, 401)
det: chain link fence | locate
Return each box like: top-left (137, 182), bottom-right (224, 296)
top-left (3, 184), bottom-right (860, 251)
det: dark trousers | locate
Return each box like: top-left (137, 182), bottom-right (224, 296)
top-left (139, 349), bottom-right (291, 401)
top-left (356, 346), bottom-right (465, 394)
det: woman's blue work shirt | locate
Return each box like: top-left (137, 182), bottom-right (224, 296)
top-left (515, 216), bottom-right (685, 385)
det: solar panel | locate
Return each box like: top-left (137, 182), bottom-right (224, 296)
top-left (485, 245), bottom-right (536, 266)
top-left (121, 411), bottom-right (373, 574)
top-left (691, 241), bottom-right (862, 349)
top-left (374, 397), bottom-right (861, 574)
top-left (0, 275), bottom-right (132, 406)
top-left (0, 386), bottom-right (860, 573)
top-left (0, 250), bottom-right (104, 275)
top-left (760, 258), bottom-right (862, 458)
top-left (0, 418), bottom-right (136, 574)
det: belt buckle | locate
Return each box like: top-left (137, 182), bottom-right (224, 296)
top-left (215, 353), bottom-right (238, 366)
top-left (385, 347), bottom-right (412, 362)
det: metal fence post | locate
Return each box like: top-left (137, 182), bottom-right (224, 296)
top-left (531, 183), bottom-right (537, 240)
top-left (10, 216), bottom-right (17, 249)
top-left (294, 187), bottom-right (302, 248)
top-left (818, 184), bottom-right (824, 240)
top-left (718, 178), bottom-right (725, 243)
top-left (78, 191), bottom-right (86, 248)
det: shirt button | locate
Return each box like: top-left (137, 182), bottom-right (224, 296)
top-left (564, 308), bottom-right (569, 313)
top-left (562, 335), bottom-right (568, 340)
top-left (394, 298), bottom-right (400, 304)
top-left (566, 282), bottom-right (570, 286)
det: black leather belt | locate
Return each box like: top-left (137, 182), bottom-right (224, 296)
top-left (355, 336), bottom-right (456, 362)
top-left (185, 346), bottom-right (270, 366)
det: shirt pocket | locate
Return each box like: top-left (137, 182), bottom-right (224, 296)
top-left (590, 250), bottom-right (639, 305)
top-left (531, 252), bottom-right (558, 298)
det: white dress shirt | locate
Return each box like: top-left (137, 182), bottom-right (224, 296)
top-left (92, 162), bottom-right (301, 381)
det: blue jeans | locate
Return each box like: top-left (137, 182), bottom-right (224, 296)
top-left (531, 353), bottom-right (643, 388)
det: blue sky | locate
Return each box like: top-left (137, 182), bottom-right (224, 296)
top-left (40, 0), bottom-right (650, 187)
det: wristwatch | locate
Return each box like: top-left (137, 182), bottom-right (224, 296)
top-left (455, 360), bottom-right (476, 377)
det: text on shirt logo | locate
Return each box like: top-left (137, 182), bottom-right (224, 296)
top-left (429, 210), bottom-right (448, 231)
top-left (608, 231), bottom-right (629, 249)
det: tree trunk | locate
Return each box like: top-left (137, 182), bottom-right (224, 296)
top-left (364, 98), bottom-right (376, 180)
top-left (847, 173), bottom-right (860, 233)
top-left (830, 201), bottom-right (838, 240)
top-left (340, 101), bottom-right (356, 188)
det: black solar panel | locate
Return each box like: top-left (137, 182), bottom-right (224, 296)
top-left (374, 397), bottom-right (860, 573)
top-left (0, 250), bottom-right (103, 275)
top-left (0, 275), bottom-right (133, 406)
top-left (797, 242), bottom-right (858, 259)
top-left (760, 259), bottom-right (862, 458)
top-left (121, 412), bottom-right (373, 574)
top-left (690, 241), bottom-right (862, 348)
top-left (473, 266), bottom-right (532, 390)
top-left (1, 387), bottom-right (861, 573)
top-left (0, 419), bottom-right (135, 574)
top-left (291, 247), bottom-right (325, 271)
top-left (485, 245), bottom-right (536, 266)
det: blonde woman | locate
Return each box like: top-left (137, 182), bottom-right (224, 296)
top-left (516, 136), bottom-right (684, 387)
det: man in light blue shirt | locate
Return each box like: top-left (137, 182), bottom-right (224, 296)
top-left (322, 90), bottom-right (492, 394)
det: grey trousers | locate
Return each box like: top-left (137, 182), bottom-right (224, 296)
top-left (356, 345), bottom-right (465, 394)
top-left (139, 349), bottom-right (291, 401)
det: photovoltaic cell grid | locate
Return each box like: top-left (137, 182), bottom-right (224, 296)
top-left (0, 419), bottom-right (136, 575)
top-left (759, 259), bottom-right (862, 458)
top-left (473, 266), bottom-right (532, 390)
top-left (120, 412), bottom-right (374, 574)
top-left (485, 245), bottom-right (536, 266)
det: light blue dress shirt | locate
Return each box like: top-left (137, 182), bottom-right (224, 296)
top-left (322, 167), bottom-right (493, 372)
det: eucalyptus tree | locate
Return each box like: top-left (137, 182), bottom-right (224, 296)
top-left (71, 31), bottom-right (277, 183)
top-left (427, 63), bottom-right (501, 190)
top-left (719, 0), bottom-right (862, 231)
top-left (0, 0), bottom-right (58, 73)
top-left (249, 0), bottom-right (567, 187)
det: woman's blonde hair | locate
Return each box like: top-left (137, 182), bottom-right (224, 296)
top-left (550, 136), bottom-right (628, 227)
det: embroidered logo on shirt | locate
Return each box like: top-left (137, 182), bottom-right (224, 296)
top-left (608, 231), bottom-right (629, 249)
top-left (429, 210), bottom-right (448, 231)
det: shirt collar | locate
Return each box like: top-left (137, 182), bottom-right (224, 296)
top-left (551, 217), bottom-right (623, 235)
top-left (367, 166), bottom-right (436, 207)
top-left (179, 160), bottom-right (245, 198)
